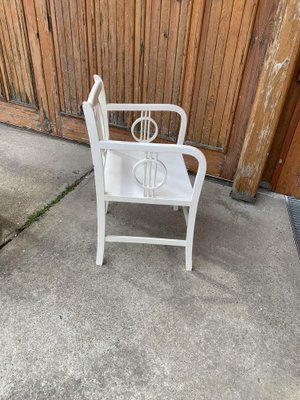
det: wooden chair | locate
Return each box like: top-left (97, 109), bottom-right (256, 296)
top-left (83, 75), bottom-right (207, 271)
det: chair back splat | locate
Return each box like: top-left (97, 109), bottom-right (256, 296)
top-left (83, 75), bottom-right (207, 271)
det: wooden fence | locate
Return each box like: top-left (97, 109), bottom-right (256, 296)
top-left (0, 0), bottom-right (285, 180)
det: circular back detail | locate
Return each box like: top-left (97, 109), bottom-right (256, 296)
top-left (133, 157), bottom-right (167, 193)
top-left (131, 116), bottom-right (158, 142)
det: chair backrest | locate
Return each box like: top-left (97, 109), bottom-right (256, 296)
top-left (83, 75), bottom-right (109, 159)
top-left (82, 75), bottom-right (111, 199)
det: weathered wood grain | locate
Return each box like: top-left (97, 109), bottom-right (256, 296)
top-left (70, 0), bottom-right (83, 114)
top-left (222, 0), bottom-right (279, 180)
top-left (86, 0), bottom-right (96, 85)
top-left (263, 49), bottom-right (300, 186)
top-left (169, 0), bottom-right (192, 138)
top-left (181, 0), bottom-right (205, 139)
top-left (217, 0), bottom-right (258, 149)
top-left (186, 0), bottom-right (210, 142)
top-left (0, 0), bottom-right (297, 194)
top-left (124, 0), bottom-right (134, 126)
top-left (0, 100), bottom-right (40, 130)
top-left (33, 0), bottom-right (62, 134)
top-left (232, 0), bottom-right (300, 201)
top-left (0, 17), bottom-right (9, 100)
top-left (24, 0), bottom-right (51, 132)
top-left (274, 104), bottom-right (300, 197)
top-left (160, 0), bottom-right (180, 136)
top-left (202, 0), bottom-right (234, 146)
top-left (0, 0), bottom-right (37, 105)
top-left (0, 73), bottom-right (5, 99)
top-left (194, 0), bottom-right (223, 144)
top-left (207, 0), bottom-right (257, 150)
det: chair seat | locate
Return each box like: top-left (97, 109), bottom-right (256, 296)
top-left (103, 149), bottom-right (193, 205)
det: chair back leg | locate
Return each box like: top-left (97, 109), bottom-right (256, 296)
top-left (96, 200), bottom-right (106, 266)
top-left (185, 205), bottom-right (198, 271)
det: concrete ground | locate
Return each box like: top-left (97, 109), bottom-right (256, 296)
top-left (0, 126), bottom-right (300, 399)
top-left (0, 124), bottom-right (92, 245)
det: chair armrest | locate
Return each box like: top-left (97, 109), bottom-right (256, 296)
top-left (106, 103), bottom-right (187, 144)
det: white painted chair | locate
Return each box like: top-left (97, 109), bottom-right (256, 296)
top-left (83, 75), bottom-right (206, 271)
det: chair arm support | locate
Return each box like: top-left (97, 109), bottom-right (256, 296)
top-left (106, 103), bottom-right (187, 144)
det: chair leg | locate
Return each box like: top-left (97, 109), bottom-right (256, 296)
top-left (96, 201), bottom-right (106, 266)
top-left (185, 206), bottom-right (197, 271)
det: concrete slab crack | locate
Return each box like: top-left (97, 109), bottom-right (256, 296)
top-left (0, 168), bottom-right (93, 250)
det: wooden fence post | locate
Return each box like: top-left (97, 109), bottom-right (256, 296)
top-left (231, 0), bottom-right (300, 202)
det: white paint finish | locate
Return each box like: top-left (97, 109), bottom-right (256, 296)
top-left (83, 76), bottom-right (207, 270)
top-left (104, 149), bottom-right (192, 202)
top-left (131, 113), bottom-right (158, 142)
top-left (103, 195), bottom-right (192, 207)
top-left (183, 206), bottom-right (189, 225)
top-left (107, 102), bottom-right (187, 144)
top-left (132, 152), bottom-right (167, 198)
top-left (105, 236), bottom-right (186, 247)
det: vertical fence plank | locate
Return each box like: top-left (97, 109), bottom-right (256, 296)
top-left (133, 0), bottom-right (144, 107)
top-left (62, 0), bottom-right (77, 114)
top-left (107, 0), bottom-right (117, 123)
top-left (124, 0), bottom-right (134, 126)
top-left (0, 35), bottom-right (9, 100)
top-left (217, 0), bottom-right (258, 149)
top-left (33, 0), bottom-right (62, 133)
top-left (54, 0), bottom-right (71, 113)
top-left (194, 0), bottom-right (223, 144)
top-left (160, 0), bottom-right (181, 136)
top-left (155, 0), bottom-right (170, 129)
top-left (49, 0), bottom-right (64, 113)
top-left (169, 0), bottom-right (192, 138)
top-left (14, 0), bottom-right (37, 104)
top-left (24, 0), bottom-right (52, 131)
top-left (69, 0), bottom-right (82, 114)
top-left (202, 0), bottom-right (234, 146)
top-left (86, 0), bottom-right (96, 86)
top-left (98, 0), bottom-right (109, 89)
top-left (141, 0), bottom-right (151, 104)
top-left (181, 0), bottom-right (206, 140)
top-left (0, 77), bottom-right (5, 99)
top-left (208, 0), bottom-right (246, 147)
top-left (95, 0), bottom-right (104, 80)
top-left (145, 0), bottom-right (160, 102)
top-left (0, 66), bottom-right (6, 99)
top-left (188, 0), bottom-right (212, 142)
top-left (116, 0), bottom-right (125, 125)
top-left (78, 0), bottom-right (89, 104)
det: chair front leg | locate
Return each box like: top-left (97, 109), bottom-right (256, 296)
top-left (96, 200), bottom-right (106, 266)
top-left (185, 205), bottom-right (197, 271)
